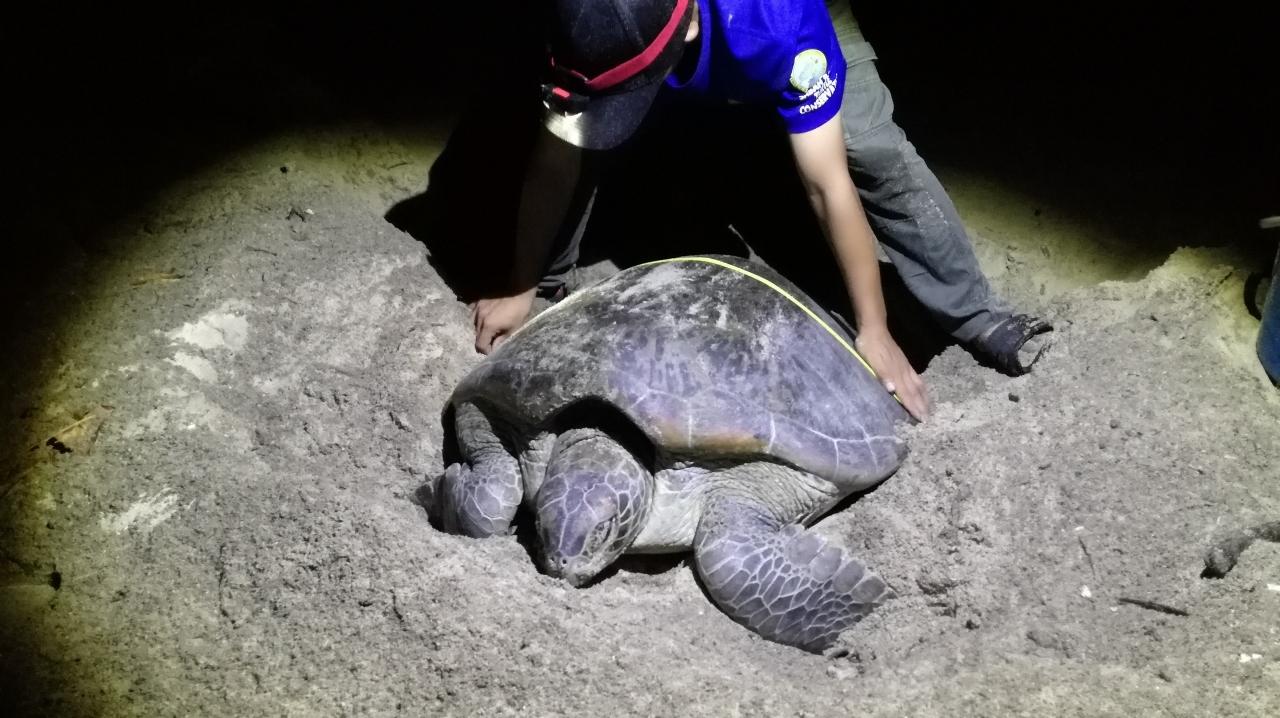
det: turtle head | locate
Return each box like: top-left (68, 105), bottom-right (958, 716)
top-left (535, 427), bottom-right (653, 586)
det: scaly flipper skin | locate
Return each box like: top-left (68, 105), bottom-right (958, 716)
top-left (436, 402), bottom-right (523, 537)
top-left (694, 493), bottom-right (893, 653)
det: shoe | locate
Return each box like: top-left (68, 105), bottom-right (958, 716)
top-left (537, 264), bottom-right (578, 303)
top-left (971, 314), bottom-right (1053, 376)
top-left (536, 283), bottom-right (569, 303)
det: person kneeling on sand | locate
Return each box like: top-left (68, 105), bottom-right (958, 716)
top-left (470, 0), bottom-right (1053, 422)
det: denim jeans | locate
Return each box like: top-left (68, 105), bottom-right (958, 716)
top-left (545, 1), bottom-right (1009, 342)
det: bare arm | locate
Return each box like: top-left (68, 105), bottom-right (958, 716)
top-left (511, 126), bottom-right (583, 289)
top-left (473, 126), bottom-right (583, 353)
top-left (788, 114), bottom-right (930, 420)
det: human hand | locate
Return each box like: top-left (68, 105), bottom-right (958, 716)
top-left (471, 289), bottom-right (537, 354)
top-left (854, 326), bottom-right (931, 421)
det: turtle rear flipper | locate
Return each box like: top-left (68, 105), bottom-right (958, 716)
top-left (694, 494), bottom-right (893, 653)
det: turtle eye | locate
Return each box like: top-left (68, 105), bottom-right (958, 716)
top-left (588, 521), bottom-right (613, 550)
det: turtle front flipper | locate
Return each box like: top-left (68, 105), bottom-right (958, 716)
top-left (432, 402), bottom-right (524, 538)
top-left (694, 493), bottom-right (893, 653)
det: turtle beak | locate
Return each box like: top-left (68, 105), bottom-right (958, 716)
top-left (543, 552), bottom-right (596, 588)
top-left (561, 567), bottom-right (593, 588)
top-left (537, 488), bottom-right (619, 587)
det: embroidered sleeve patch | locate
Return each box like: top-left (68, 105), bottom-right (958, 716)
top-left (789, 49), bottom-right (828, 93)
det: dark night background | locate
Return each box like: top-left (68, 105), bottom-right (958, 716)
top-left (8, 3), bottom-right (1277, 275)
top-left (5, 2), bottom-right (1274, 382)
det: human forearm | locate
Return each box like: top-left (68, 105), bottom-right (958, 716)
top-left (789, 117), bottom-right (889, 333)
top-left (472, 127), bottom-right (583, 355)
top-left (789, 116), bottom-right (929, 419)
top-left (809, 177), bottom-right (929, 418)
top-left (511, 126), bottom-right (584, 291)
top-left (807, 181), bottom-right (889, 334)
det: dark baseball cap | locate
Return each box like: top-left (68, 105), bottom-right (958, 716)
top-left (541, 0), bottom-right (693, 150)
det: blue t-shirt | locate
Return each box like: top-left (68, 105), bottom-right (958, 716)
top-left (665, 0), bottom-right (845, 134)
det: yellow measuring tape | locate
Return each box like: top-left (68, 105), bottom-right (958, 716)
top-left (639, 256), bottom-right (901, 405)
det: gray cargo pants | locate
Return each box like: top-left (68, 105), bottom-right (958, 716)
top-left (544, 1), bottom-right (1009, 343)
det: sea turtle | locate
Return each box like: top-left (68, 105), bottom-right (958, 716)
top-left (427, 255), bottom-right (911, 652)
